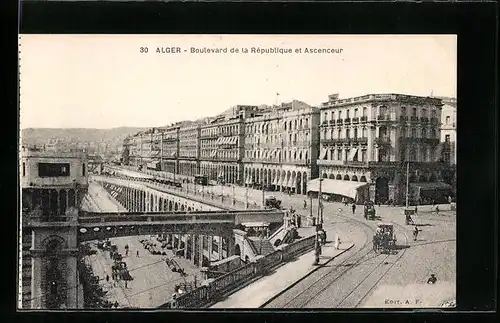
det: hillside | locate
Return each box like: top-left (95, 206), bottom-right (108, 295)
top-left (21, 127), bottom-right (149, 147)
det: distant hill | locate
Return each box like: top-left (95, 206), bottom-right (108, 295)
top-left (21, 127), bottom-right (149, 148)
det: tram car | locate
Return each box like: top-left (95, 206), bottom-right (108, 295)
top-left (373, 222), bottom-right (397, 254)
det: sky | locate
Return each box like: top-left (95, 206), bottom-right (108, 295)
top-left (19, 34), bottom-right (456, 129)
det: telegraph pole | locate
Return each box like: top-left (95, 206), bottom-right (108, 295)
top-left (406, 162), bottom-right (410, 208)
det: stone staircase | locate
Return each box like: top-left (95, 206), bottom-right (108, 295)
top-left (247, 237), bottom-right (275, 256)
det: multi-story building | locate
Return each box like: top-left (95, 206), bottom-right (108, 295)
top-left (178, 122), bottom-right (200, 177)
top-left (316, 93), bottom-right (452, 205)
top-left (199, 106), bottom-right (258, 184)
top-left (438, 97), bottom-right (457, 166)
top-left (243, 100), bottom-right (320, 195)
top-left (20, 146), bottom-right (88, 309)
top-left (159, 125), bottom-right (179, 174)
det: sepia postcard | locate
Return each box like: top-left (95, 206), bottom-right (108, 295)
top-left (19, 34), bottom-right (457, 310)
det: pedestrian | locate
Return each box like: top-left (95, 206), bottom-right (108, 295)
top-left (415, 205), bottom-right (418, 214)
top-left (303, 200), bottom-right (307, 209)
top-left (352, 203), bottom-right (356, 215)
top-left (427, 274), bottom-right (437, 284)
top-left (114, 301), bottom-right (119, 308)
top-left (435, 206), bottom-right (440, 215)
top-left (125, 280), bottom-right (128, 288)
top-left (413, 225), bottom-right (420, 241)
top-left (106, 274), bottom-right (109, 283)
top-left (334, 234), bottom-right (341, 250)
top-left (137, 250), bottom-right (139, 257)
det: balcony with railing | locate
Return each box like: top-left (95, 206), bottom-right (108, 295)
top-left (329, 120), bottom-right (336, 126)
top-left (336, 119), bottom-right (343, 125)
top-left (360, 116), bottom-right (368, 122)
top-left (321, 138), bottom-right (341, 145)
top-left (352, 117), bottom-right (359, 124)
top-left (344, 118), bottom-right (351, 124)
top-left (377, 115), bottom-right (390, 121)
top-left (400, 116), bottom-right (408, 122)
top-left (321, 120), bottom-right (328, 127)
top-left (410, 116), bottom-right (419, 122)
top-left (420, 117), bottom-right (429, 123)
top-left (317, 159), bottom-right (368, 167)
top-left (352, 137), bottom-right (368, 145)
top-left (375, 136), bottom-right (391, 146)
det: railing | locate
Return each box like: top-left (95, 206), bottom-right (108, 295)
top-left (420, 117), bottom-right (429, 123)
top-left (377, 115), bottom-right (390, 121)
top-left (329, 120), bottom-right (335, 125)
top-left (344, 118), bottom-right (351, 124)
top-left (375, 137), bottom-right (391, 146)
top-left (354, 137), bottom-right (368, 144)
top-left (410, 116), bottom-right (419, 121)
top-left (336, 119), bottom-right (343, 124)
top-left (360, 116), bottom-right (368, 122)
top-left (400, 116), bottom-right (408, 121)
top-left (352, 117), bottom-right (359, 124)
top-left (170, 232), bottom-right (317, 308)
top-left (317, 160), bottom-right (368, 167)
top-left (321, 121), bottom-right (328, 127)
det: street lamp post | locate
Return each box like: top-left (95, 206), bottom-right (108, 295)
top-left (232, 185), bottom-right (236, 206)
top-left (245, 186), bottom-right (249, 209)
top-left (318, 178), bottom-right (324, 227)
top-left (261, 180), bottom-right (265, 208)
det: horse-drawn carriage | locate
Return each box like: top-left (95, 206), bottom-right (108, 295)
top-left (373, 223), bottom-right (397, 254)
top-left (364, 201), bottom-right (376, 220)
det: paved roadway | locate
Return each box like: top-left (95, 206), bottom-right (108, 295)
top-left (258, 191), bottom-right (456, 308)
top-left (82, 180), bottom-right (128, 213)
top-left (86, 235), bottom-right (202, 308)
top-left (89, 169), bottom-right (456, 308)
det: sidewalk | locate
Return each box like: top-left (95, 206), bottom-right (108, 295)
top-left (210, 226), bottom-right (354, 308)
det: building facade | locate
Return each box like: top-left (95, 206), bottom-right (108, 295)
top-left (159, 126), bottom-right (180, 174)
top-left (178, 123), bottom-right (200, 177)
top-left (317, 93), bottom-right (450, 204)
top-left (20, 146), bottom-right (89, 309)
top-left (243, 100), bottom-right (320, 195)
top-left (439, 97), bottom-right (457, 166)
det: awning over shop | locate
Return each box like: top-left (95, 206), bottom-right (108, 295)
top-left (319, 148), bottom-right (328, 160)
top-left (348, 148), bottom-right (359, 161)
top-left (211, 150), bottom-right (217, 158)
top-left (147, 161), bottom-right (160, 168)
top-left (231, 136), bottom-right (238, 145)
top-left (170, 151), bottom-right (176, 157)
top-left (410, 182), bottom-right (452, 191)
top-left (218, 171), bottom-right (224, 178)
top-left (307, 178), bottom-right (369, 200)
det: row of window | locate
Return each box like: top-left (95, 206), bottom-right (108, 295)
top-left (246, 118), bottom-right (311, 135)
top-left (322, 149), bottom-right (368, 162)
top-left (245, 149), bottom-right (309, 161)
top-left (201, 125), bottom-right (240, 137)
top-left (321, 105), bottom-right (438, 122)
top-left (246, 133), bottom-right (311, 145)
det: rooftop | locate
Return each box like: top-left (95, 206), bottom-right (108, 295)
top-left (320, 93), bottom-right (444, 108)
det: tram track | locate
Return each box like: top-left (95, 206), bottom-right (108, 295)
top-left (263, 213), bottom-right (415, 308)
top-left (262, 216), bottom-right (378, 308)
